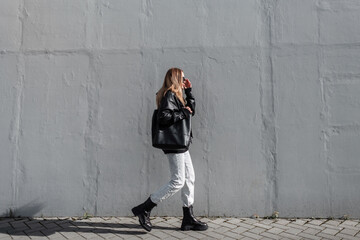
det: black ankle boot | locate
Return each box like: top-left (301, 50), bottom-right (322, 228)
top-left (131, 196), bottom-right (157, 232)
top-left (181, 205), bottom-right (208, 231)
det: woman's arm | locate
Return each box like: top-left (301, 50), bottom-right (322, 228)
top-left (158, 92), bottom-right (191, 126)
top-left (185, 88), bottom-right (195, 116)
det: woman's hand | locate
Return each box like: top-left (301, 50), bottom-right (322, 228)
top-left (183, 78), bottom-right (192, 89)
top-left (184, 106), bottom-right (193, 114)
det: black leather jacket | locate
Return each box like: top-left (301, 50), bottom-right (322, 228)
top-left (157, 88), bottom-right (195, 154)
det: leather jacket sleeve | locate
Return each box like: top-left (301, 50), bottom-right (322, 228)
top-left (158, 91), bottom-right (191, 126)
top-left (185, 88), bottom-right (195, 116)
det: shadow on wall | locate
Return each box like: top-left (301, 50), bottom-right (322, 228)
top-left (0, 200), bottom-right (45, 218)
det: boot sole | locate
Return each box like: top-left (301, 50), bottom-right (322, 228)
top-left (181, 225), bottom-right (208, 231)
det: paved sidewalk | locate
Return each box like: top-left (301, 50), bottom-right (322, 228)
top-left (0, 216), bottom-right (359, 239)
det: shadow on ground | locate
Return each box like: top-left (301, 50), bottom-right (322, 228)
top-left (0, 217), bottom-right (178, 238)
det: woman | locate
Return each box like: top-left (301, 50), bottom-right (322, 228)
top-left (131, 68), bottom-right (208, 232)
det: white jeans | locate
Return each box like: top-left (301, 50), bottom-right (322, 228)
top-left (150, 151), bottom-right (195, 207)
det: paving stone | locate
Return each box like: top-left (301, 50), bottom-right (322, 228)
top-left (182, 237), bottom-right (196, 240)
top-left (137, 233), bottom-right (158, 240)
top-left (342, 220), bottom-right (359, 227)
top-left (338, 223), bottom-right (360, 231)
top-left (125, 236), bottom-right (142, 240)
top-left (214, 226), bottom-right (231, 234)
top-left (149, 230), bottom-right (171, 239)
top-left (302, 227), bottom-right (321, 235)
top-left (339, 228), bottom-right (359, 236)
top-left (43, 223), bottom-right (62, 231)
top-left (286, 223), bottom-right (308, 230)
top-left (260, 231), bottom-right (282, 239)
top-left (0, 225), bottom-right (13, 233)
top-left (40, 232), bottom-right (65, 239)
top-left (336, 233), bottom-right (360, 240)
top-left (322, 227), bottom-right (342, 235)
top-left (242, 219), bottom-right (259, 225)
top-left (320, 223), bottom-right (343, 230)
top-left (168, 230), bottom-right (187, 239)
top-left (237, 222), bottom-right (256, 230)
top-left (268, 223), bottom-right (289, 230)
top-left (253, 223), bottom-right (273, 230)
top-left (58, 231), bottom-right (85, 239)
top-left (200, 236), bottom-right (219, 240)
top-left (202, 230), bottom-right (226, 239)
top-left (0, 219), bottom-right (14, 224)
top-left (163, 217), bottom-right (180, 224)
top-left (226, 218), bottom-right (242, 225)
top-left (0, 232), bottom-right (11, 240)
top-left (274, 219), bottom-right (291, 225)
top-left (291, 219), bottom-right (308, 226)
top-left (261, 219), bottom-right (277, 225)
top-left (248, 226), bottom-right (267, 234)
top-left (326, 220), bottom-right (342, 226)
top-left (222, 237), bottom-right (237, 240)
top-left (231, 226), bottom-right (248, 234)
top-left (241, 237), bottom-right (256, 240)
top-left (46, 233), bottom-right (67, 240)
top-left (10, 222), bottom-right (28, 229)
top-left (297, 232), bottom-right (322, 240)
top-left (29, 236), bottom-right (48, 240)
top-left (303, 223), bottom-right (325, 231)
top-left (207, 222), bottom-right (222, 229)
top-left (220, 222), bottom-right (238, 229)
top-left (308, 219), bottom-right (326, 225)
top-left (267, 227), bottom-right (284, 235)
top-left (241, 231), bottom-right (263, 239)
top-left (278, 232), bottom-right (302, 240)
top-left (284, 227), bottom-right (303, 235)
top-left (212, 218), bottom-right (226, 224)
top-left (224, 230), bottom-right (241, 239)
top-left (185, 230), bottom-right (208, 239)
top-left (23, 228), bottom-right (46, 236)
top-left (24, 223), bottom-right (43, 231)
top-left (11, 236), bottom-right (31, 240)
top-left (316, 232), bottom-right (342, 240)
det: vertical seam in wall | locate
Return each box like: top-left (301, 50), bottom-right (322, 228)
top-left (9, 0), bottom-right (26, 215)
top-left (270, 0), bottom-right (278, 215)
top-left (84, 52), bottom-right (101, 216)
top-left (10, 55), bottom-right (25, 215)
top-left (259, 0), bottom-right (278, 215)
top-left (199, 0), bottom-right (211, 217)
top-left (140, 0), bottom-right (152, 207)
top-left (320, 48), bottom-right (332, 217)
top-left (201, 46), bottom-right (211, 217)
top-left (317, 0), bottom-right (332, 217)
top-left (19, 0), bottom-right (25, 51)
top-left (270, 56), bottom-right (278, 214)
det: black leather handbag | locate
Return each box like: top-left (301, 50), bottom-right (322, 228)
top-left (151, 109), bottom-right (191, 150)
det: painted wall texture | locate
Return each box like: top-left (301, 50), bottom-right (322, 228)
top-left (1, 0), bottom-right (360, 218)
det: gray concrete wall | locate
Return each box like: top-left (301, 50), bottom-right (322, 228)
top-left (1, 0), bottom-right (360, 218)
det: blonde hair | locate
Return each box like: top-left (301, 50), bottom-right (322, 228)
top-left (156, 68), bottom-right (185, 108)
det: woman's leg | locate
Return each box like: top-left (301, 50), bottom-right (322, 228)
top-left (150, 152), bottom-right (186, 204)
top-left (180, 151), bottom-right (207, 231)
top-left (181, 151), bottom-right (195, 207)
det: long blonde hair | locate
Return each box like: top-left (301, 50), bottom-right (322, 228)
top-left (156, 68), bottom-right (185, 108)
